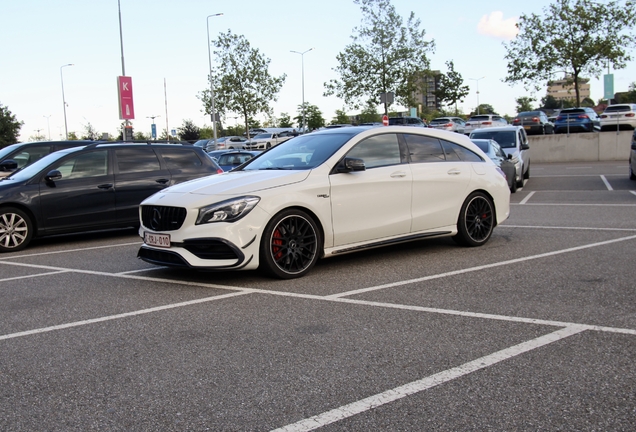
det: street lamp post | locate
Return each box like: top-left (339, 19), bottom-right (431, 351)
top-left (469, 76), bottom-right (485, 115)
top-left (207, 13), bottom-right (223, 146)
top-left (60, 63), bottom-right (74, 140)
top-left (290, 48), bottom-right (314, 133)
top-left (43, 115), bottom-right (51, 141)
top-left (147, 115), bottom-right (161, 140)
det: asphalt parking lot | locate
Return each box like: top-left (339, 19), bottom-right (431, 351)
top-left (1, 161), bottom-right (635, 431)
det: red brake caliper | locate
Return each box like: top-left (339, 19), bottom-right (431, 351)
top-left (272, 228), bottom-right (283, 260)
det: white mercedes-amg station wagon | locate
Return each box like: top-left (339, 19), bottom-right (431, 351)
top-left (138, 126), bottom-right (510, 279)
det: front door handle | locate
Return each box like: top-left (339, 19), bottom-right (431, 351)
top-left (155, 178), bottom-right (170, 184)
top-left (97, 183), bottom-right (113, 189)
top-left (447, 169), bottom-right (461, 176)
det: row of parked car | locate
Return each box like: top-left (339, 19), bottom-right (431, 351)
top-left (427, 103), bottom-right (636, 137)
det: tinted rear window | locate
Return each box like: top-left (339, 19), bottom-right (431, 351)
top-left (605, 105), bottom-right (633, 112)
top-left (469, 115), bottom-right (490, 121)
top-left (159, 148), bottom-right (204, 170)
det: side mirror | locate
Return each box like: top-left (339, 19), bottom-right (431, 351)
top-left (45, 170), bottom-right (62, 182)
top-left (337, 157), bottom-right (366, 173)
top-left (521, 142), bottom-right (530, 150)
top-left (0, 159), bottom-right (18, 172)
top-left (507, 153), bottom-right (513, 160)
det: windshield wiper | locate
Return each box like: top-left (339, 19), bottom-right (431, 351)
top-left (261, 167), bottom-right (292, 170)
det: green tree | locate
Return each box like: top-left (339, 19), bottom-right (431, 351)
top-left (323, 0), bottom-right (435, 114)
top-left (504, 0), bottom-right (636, 107)
top-left (540, 94), bottom-right (560, 110)
top-left (358, 100), bottom-right (381, 124)
top-left (470, 104), bottom-right (496, 116)
top-left (515, 96), bottom-right (536, 113)
top-left (177, 119), bottom-right (200, 142)
top-left (81, 122), bottom-right (99, 140)
top-left (331, 109), bottom-right (351, 125)
top-left (0, 103), bottom-right (23, 147)
top-left (293, 103), bottom-right (325, 130)
top-left (134, 131), bottom-right (150, 141)
top-left (616, 82), bottom-right (636, 103)
top-left (433, 61), bottom-right (469, 115)
top-left (278, 113), bottom-right (293, 128)
top-left (199, 30), bottom-right (286, 139)
top-left (67, 131), bottom-right (79, 140)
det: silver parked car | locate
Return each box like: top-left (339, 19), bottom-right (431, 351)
top-left (429, 117), bottom-right (466, 134)
top-left (464, 114), bottom-right (508, 135)
top-left (469, 126), bottom-right (530, 187)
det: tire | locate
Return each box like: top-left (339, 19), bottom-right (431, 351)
top-left (453, 193), bottom-right (495, 247)
top-left (523, 163), bottom-right (530, 180)
top-left (510, 170), bottom-right (517, 193)
top-left (260, 209), bottom-right (321, 279)
top-left (266, 142), bottom-right (271, 149)
top-left (630, 163), bottom-right (636, 180)
top-left (0, 207), bottom-right (34, 252)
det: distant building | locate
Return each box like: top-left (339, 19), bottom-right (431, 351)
top-left (547, 75), bottom-right (590, 102)
top-left (412, 70), bottom-right (442, 111)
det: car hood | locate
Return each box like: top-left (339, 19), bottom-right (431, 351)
top-left (157, 169), bottom-right (310, 196)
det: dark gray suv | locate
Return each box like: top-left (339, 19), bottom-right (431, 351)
top-left (0, 143), bottom-right (223, 252)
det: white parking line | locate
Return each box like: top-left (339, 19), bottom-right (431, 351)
top-left (0, 291), bottom-right (253, 342)
top-left (0, 241), bottom-right (142, 261)
top-left (270, 326), bottom-right (587, 432)
top-left (502, 225), bottom-right (636, 232)
top-left (0, 270), bottom-right (70, 283)
top-left (519, 191), bottom-right (535, 204)
top-left (326, 234), bottom-right (636, 300)
top-left (631, 191), bottom-right (636, 197)
top-left (600, 175), bottom-right (614, 190)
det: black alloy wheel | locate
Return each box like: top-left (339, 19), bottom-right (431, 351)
top-left (453, 193), bottom-right (495, 247)
top-left (260, 209), bottom-right (321, 279)
top-left (0, 207), bottom-right (34, 252)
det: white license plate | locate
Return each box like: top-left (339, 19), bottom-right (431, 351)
top-left (144, 232), bottom-right (170, 248)
top-left (523, 126), bottom-right (531, 130)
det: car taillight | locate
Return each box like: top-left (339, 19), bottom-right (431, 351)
top-left (512, 118), bottom-right (520, 123)
top-left (626, 113), bottom-right (635, 117)
top-left (578, 115), bottom-right (589, 119)
top-left (482, 121), bottom-right (492, 125)
top-left (601, 115), bottom-right (608, 118)
top-left (217, 168), bottom-right (224, 174)
top-left (465, 122), bottom-right (472, 126)
top-left (532, 117), bottom-right (539, 123)
top-left (444, 123), bottom-right (453, 127)
top-left (556, 116), bottom-right (563, 120)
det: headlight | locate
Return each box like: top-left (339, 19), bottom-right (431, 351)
top-left (196, 196), bottom-right (260, 225)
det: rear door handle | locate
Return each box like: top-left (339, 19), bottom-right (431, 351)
top-left (447, 169), bottom-right (461, 176)
top-left (390, 171), bottom-right (407, 178)
top-left (155, 178), bottom-right (170, 184)
top-left (98, 184), bottom-right (113, 189)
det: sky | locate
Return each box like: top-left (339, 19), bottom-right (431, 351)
top-left (3, 0), bottom-right (635, 142)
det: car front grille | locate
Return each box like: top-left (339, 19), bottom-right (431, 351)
top-left (141, 205), bottom-right (186, 231)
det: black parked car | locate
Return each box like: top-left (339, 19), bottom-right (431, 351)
top-left (511, 111), bottom-right (554, 135)
top-left (0, 140), bottom-right (97, 177)
top-left (0, 142), bottom-right (223, 252)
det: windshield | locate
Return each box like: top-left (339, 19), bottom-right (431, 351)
top-left (0, 143), bottom-right (23, 160)
top-left (242, 133), bottom-right (355, 171)
top-left (470, 131), bottom-right (516, 148)
top-left (2, 147), bottom-right (83, 182)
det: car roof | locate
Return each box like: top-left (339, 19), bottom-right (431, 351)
top-left (470, 125), bottom-right (521, 132)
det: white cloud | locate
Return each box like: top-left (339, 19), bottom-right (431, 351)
top-left (477, 11), bottom-right (518, 40)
